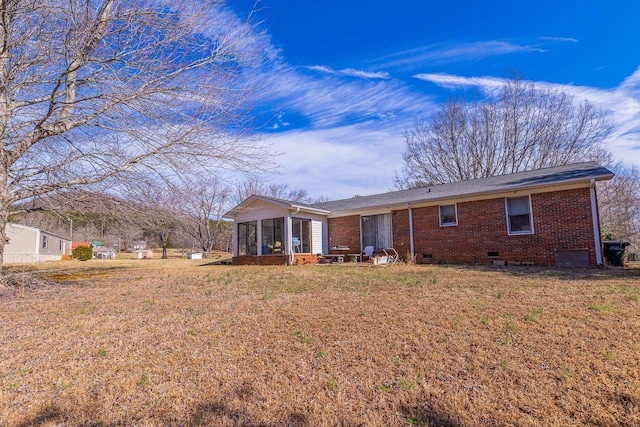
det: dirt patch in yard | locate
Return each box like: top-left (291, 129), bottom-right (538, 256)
top-left (1, 260), bottom-right (639, 426)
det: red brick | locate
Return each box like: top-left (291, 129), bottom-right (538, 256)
top-left (327, 188), bottom-right (599, 266)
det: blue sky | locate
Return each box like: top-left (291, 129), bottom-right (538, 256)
top-left (227, 0), bottom-right (640, 200)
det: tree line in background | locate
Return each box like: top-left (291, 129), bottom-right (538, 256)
top-left (395, 76), bottom-right (640, 254)
top-left (14, 177), bottom-right (319, 259)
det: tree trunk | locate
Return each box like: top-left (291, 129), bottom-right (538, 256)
top-left (160, 235), bottom-right (168, 259)
top-left (0, 206), bottom-right (9, 271)
top-left (0, 177), bottom-right (14, 272)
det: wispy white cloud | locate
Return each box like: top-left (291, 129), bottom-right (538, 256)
top-left (307, 65), bottom-right (336, 75)
top-left (307, 65), bottom-right (391, 80)
top-left (539, 36), bottom-right (578, 43)
top-left (340, 68), bottom-right (392, 80)
top-left (376, 40), bottom-right (545, 69)
top-left (413, 73), bottom-right (505, 90)
top-left (265, 64), bottom-right (433, 129)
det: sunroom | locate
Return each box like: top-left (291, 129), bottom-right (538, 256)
top-left (225, 195), bottom-right (330, 265)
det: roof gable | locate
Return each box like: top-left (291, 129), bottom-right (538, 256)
top-left (224, 194), bottom-right (330, 218)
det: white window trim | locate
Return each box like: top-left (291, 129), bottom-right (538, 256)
top-left (505, 195), bottom-right (534, 235)
top-left (438, 204), bottom-right (458, 227)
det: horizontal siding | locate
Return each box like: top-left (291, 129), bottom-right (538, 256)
top-left (312, 220), bottom-right (323, 255)
top-left (5, 224), bottom-right (37, 254)
top-left (235, 200), bottom-right (290, 223)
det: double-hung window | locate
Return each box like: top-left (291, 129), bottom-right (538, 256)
top-left (42, 235), bottom-right (48, 249)
top-left (506, 196), bottom-right (533, 235)
top-left (439, 204), bottom-right (457, 226)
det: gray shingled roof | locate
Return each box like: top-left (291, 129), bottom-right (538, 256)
top-left (312, 162), bottom-right (614, 213)
top-left (224, 194), bottom-right (330, 218)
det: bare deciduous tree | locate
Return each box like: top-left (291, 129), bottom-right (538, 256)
top-left (126, 184), bottom-right (182, 259)
top-left (177, 177), bottom-right (231, 256)
top-left (598, 166), bottom-right (640, 253)
top-left (232, 177), bottom-right (314, 206)
top-left (0, 0), bottom-right (269, 268)
top-left (395, 77), bottom-right (613, 188)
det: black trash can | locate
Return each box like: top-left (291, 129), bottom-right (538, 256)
top-left (602, 241), bottom-right (630, 266)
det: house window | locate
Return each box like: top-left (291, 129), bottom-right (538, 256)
top-left (59, 240), bottom-right (64, 251)
top-left (292, 218), bottom-right (311, 253)
top-left (261, 217), bottom-right (284, 254)
top-left (42, 235), bottom-right (48, 249)
top-left (361, 213), bottom-right (392, 249)
top-left (237, 221), bottom-right (257, 256)
top-left (439, 204), bottom-right (457, 226)
top-left (506, 196), bottom-right (533, 235)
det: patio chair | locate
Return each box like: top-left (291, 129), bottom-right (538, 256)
top-left (291, 237), bottom-right (301, 253)
top-left (383, 247), bottom-right (399, 263)
top-left (362, 245), bottom-right (374, 261)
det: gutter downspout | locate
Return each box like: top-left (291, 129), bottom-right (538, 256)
top-left (407, 203), bottom-right (415, 263)
top-left (590, 178), bottom-right (603, 265)
top-left (289, 207), bottom-right (300, 265)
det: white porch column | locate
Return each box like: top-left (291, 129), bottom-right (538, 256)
top-left (232, 221), bottom-right (238, 256)
top-left (257, 219), bottom-right (263, 255)
top-left (286, 214), bottom-right (293, 264)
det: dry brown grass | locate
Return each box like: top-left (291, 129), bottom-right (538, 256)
top-left (1, 260), bottom-right (639, 426)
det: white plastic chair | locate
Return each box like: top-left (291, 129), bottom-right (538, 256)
top-left (363, 245), bottom-right (374, 261)
top-left (383, 248), bottom-right (399, 263)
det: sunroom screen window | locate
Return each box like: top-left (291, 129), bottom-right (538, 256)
top-left (506, 196), bottom-right (532, 234)
top-left (361, 213), bottom-right (392, 249)
top-left (237, 221), bottom-right (257, 255)
top-left (292, 218), bottom-right (311, 253)
top-left (262, 218), bottom-right (284, 254)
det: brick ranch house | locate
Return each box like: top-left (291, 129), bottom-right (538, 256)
top-left (225, 162), bottom-right (614, 267)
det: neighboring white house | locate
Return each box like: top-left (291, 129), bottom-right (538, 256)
top-left (4, 223), bottom-right (71, 263)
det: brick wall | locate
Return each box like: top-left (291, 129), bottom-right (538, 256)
top-left (408, 188), bottom-right (596, 266)
top-left (232, 255), bottom-right (289, 265)
top-left (326, 215), bottom-right (362, 254)
top-left (327, 188), bottom-right (598, 266)
top-left (392, 209), bottom-right (411, 261)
